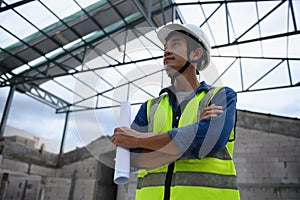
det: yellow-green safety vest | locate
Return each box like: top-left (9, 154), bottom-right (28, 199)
top-left (135, 87), bottom-right (240, 200)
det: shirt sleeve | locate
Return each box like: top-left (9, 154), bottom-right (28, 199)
top-left (130, 101), bottom-right (148, 132)
top-left (129, 101), bottom-right (148, 156)
top-left (167, 87), bottom-right (237, 159)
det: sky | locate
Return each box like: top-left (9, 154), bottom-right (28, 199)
top-left (0, 0), bottom-right (300, 154)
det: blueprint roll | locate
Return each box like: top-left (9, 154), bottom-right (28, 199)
top-left (114, 101), bottom-right (131, 184)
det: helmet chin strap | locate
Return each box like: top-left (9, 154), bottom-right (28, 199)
top-left (171, 60), bottom-right (191, 85)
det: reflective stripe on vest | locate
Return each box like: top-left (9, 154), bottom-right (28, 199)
top-left (136, 87), bottom-right (239, 200)
top-left (137, 171), bottom-right (238, 190)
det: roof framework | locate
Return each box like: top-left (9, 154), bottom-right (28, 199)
top-left (0, 0), bottom-right (299, 152)
top-left (0, 0), bottom-right (177, 112)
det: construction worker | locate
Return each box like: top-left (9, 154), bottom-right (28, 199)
top-left (112, 23), bottom-right (240, 200)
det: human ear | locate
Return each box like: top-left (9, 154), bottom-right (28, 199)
top-left (189, 48), bottom-right (203, 62)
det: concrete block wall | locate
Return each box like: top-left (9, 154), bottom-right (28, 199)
top-left (4, 136), bottom-right (35, 149)
top-left (1, 157), bottom-right (29, 174)
top-left (61, 157), bottom-right (98, 179)
top-left (73, 179), bottom-right (96, 200)
top-left (0, 139), bottom-right (112, 200)
top-left (23, 176), bottom-right (41, 200)
top-left (0, 150), bottom-right (68, 199)
top-left (30, 164), bottom-right (58, 177)
top-left (43, 177), bottom-right (71, 200)
top-left (235, 127), bottom-right (300, 200)
top-left (0, 172), bottom-right (41, 200)
top-left (0, 160), bottom-right (97, 200)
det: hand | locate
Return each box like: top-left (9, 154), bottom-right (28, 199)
top-left (111, 126), bottom-right (141, 148)
top-left (200, 104), bottom-right (223, 120)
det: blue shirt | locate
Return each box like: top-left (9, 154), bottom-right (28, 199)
top-left (130, 81), bottom-right (237, 159)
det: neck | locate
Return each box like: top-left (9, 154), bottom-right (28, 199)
top-left (173, 67), bottom-right (200, 92)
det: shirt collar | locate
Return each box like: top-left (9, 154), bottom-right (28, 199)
top-left (159, 81), bottom-right (213, 96)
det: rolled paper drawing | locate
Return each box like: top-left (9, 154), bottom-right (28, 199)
top-left (114, 101), bottom-right (131, 184)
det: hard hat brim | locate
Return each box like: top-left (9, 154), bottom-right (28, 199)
top-left (157, 23), bottom-right (198, 45)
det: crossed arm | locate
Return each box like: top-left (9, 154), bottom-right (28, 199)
top-left (111, 104), bottom-right (224, 168)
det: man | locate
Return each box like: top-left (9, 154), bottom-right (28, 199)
top-left (112, 23), bottom-right (240, 200)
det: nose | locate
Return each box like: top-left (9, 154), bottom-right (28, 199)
top-left (164, 47), bottom-right (173, 57)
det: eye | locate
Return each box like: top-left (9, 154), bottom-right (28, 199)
top-left (173, 41), bottom-right (179, 46)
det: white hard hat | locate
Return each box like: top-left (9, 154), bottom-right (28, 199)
top-left (157, 23), bottom-right (211, 71)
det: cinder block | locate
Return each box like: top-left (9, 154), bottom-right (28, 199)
top-left (45, 177), bottom-right (71, 185)
top-left (61, 157), bottom-right (98, 179)
top-left (1, 158), bottom-right (29, 173)
top-left (61, 164), bottom-right (75, 177)
top-left (25, 139), bottom-right (35, 149)
top-left (73, 179), bottom-right (96, 200)
top-left (43, 177), bottom-right (71, 200)
top-left (30, 164), bottom-right (56, 177)
top-left (1, 173), bottom-right (41, 200)
top-left (5, 135), bottom-right (36, 148)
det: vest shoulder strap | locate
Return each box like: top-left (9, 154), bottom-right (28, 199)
top-left (147, 95), bottom-right (166, 132)
top-left (197, 86), bottom-right (224, 120)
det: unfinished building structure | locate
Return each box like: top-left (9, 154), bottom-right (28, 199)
top-left (0, 0), bottom-right (299, 199)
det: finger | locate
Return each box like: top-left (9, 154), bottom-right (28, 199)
top-left (114, 127), bottom-right (126, 136)
top-left (214, 105), bottom-right (223, 110)
top-left (210, 109), bottom-right (224, 114)
top-left (204, 105), bottom-right (223, 110)
top-left (114, 127), bottom-right (121, 134)
top-left (203, 106), bottom-right (222, 113)
top-left (201, 110), bottom-right (223, 119)
top-left (111, 136), bottom-right (115, 144)
top-left (201, 114), bottom-right (218, 120)
top-left (202, 110), bottom-right (223, 117)
top-left (115, 127), bottom-right (122, 131)
top-left (201, 114), bottom-right (213, 119)
top-left (202, 110), bottom-right (223, 116)
top-left (119, 126), bottom-right (127, 130)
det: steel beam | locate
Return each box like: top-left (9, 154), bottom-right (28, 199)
top-left (16, 83), bottom-right (70, 111)
top-left (59, 111), bottom-right (69, 156)
top-left (132, 0), bottom-right (157, 27)
top-left (213, 31), bottom-right (300, 49)
top-left (0, 0), bottom-right (36, 13)
top-left (0, 55), bottom-right (163, 87)
top-left (0, 85), bottom-right (15, 137)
